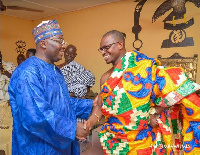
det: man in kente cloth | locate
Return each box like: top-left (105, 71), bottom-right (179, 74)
top-left (86, 30), bottom-right (200, 155)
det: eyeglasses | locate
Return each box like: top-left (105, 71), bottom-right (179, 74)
top-left (98, 42), bottom-right (119, 52)
top-left (48, 38), bottom-right (66, 45)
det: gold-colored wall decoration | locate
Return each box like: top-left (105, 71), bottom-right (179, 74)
top-left (158, 53), bottom-right (198, 82)
top-left (15, 40), bottom-right (26, 54)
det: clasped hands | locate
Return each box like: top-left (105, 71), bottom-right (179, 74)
top-left (76, 95), bottom-right (99, 141)
top-left (76, 121), bottom-right (91, 141)
top-left (76, 115), bottom-right (97, 141)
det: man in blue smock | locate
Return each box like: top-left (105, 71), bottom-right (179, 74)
top-left (8, 20), bottom-right (95, 155)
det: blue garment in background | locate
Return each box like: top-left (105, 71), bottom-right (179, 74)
top-left (8, 56), bottom-right (93, 155)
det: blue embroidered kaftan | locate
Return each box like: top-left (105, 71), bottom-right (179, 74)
top-left (8, 56), bottom-right (93, 155)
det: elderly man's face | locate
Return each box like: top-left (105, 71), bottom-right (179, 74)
top-left (44, 34), bottom-right (66, 63)
top-left (64, 47), bottom-right (77, 63)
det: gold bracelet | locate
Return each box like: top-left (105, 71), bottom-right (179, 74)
top-left (94, 113), bottom-right (100, 122)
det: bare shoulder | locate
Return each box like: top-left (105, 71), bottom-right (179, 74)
top-left (100, 67), bottom-right (114, 86)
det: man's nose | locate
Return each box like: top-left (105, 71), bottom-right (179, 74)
top-left (101, 49), bottom-right (107, 55)
top-left (62, 42), bottom-right (67, 49)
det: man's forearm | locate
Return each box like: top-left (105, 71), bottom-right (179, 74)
top-left (87, 105), bottom-right (102, 130)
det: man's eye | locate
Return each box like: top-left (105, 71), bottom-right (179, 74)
top-left (101, 46), bottom-right (106, 50)
top-left (104, 46), bottom-right (110, 49)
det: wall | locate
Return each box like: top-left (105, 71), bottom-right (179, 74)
top-left (32, 0), bottom-right (200, 92)
top-left (1, 0), bottom-right (200, 93)
top-left (32, 0), bottom-right (142, 92)
top-left (0, 15), bottom-right (35, 64)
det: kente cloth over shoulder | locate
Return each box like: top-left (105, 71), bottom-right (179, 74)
top-left (99, 50), bottom-right (200, 155)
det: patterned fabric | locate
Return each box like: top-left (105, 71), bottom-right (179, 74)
top-left (0, 101), bottom-right (12, 129)
top-left (2, 60), bottom-right (16, 74)
top-left (0, 61), bottom-right (16, 104)
top-left (32, 20), bottom-right (63, 44)
top-left (0, 74), bottom-right (9, 103)
top-left (99, 50), bottom-right (200, 155)
top-left (8, 56), bottom-right (93, 154)
top-left (60, 61), bottom-right (95, 98)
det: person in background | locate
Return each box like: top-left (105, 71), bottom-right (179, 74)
top-left (17, 53), bottom-right (25, 66)
top-left (0, 50), bottom-right (16, 131)
top-left (85, 30), bottom-right (200, 154)
top-left (58, 44), bottom-right (95, 152)
top-left (0, 50), bottom-right (16, 103)
top-left (26, 48), bottom-right (36, 59)
top-left (58, 44), bottom-right (95, 99)
top-left (8, 20), bottom-right (98, 155)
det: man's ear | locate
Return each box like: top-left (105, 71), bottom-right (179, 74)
top-left (39, 40), bottom-right (47, 49)
top-left (118, 42), bottom-right (124, 50)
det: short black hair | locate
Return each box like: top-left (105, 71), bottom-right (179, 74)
top-left (121, 32), bottom-right (126, 39)
top-left (102, 30), bottom-right (125, 44)
top-left (27, 48), bottom-right (36, 55)
top-left (17, 53), bottom-right (25, 59)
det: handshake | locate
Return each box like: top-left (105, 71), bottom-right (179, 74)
top-left (76, 120), bottom-right (92, 141)
top-left (76, 95), bottom-right (101, 141)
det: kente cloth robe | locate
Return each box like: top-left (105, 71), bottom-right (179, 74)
top-left (8, 56), bottom-right (93, 155)
top-left (99, 51), bottom-right (200, 155)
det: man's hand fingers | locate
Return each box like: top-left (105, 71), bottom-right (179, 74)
top-left (149, 114), bottom-right (159, 128)
top-left (76, 136), bottom-right (86, 141)
top-left (83, 121), bottom-right (87, 130)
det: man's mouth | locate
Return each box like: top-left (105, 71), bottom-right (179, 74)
top-left (104, 54), bottom-right (110, 61)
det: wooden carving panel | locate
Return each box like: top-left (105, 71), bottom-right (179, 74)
top-left (157, 53), bottom-right (198, 82)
